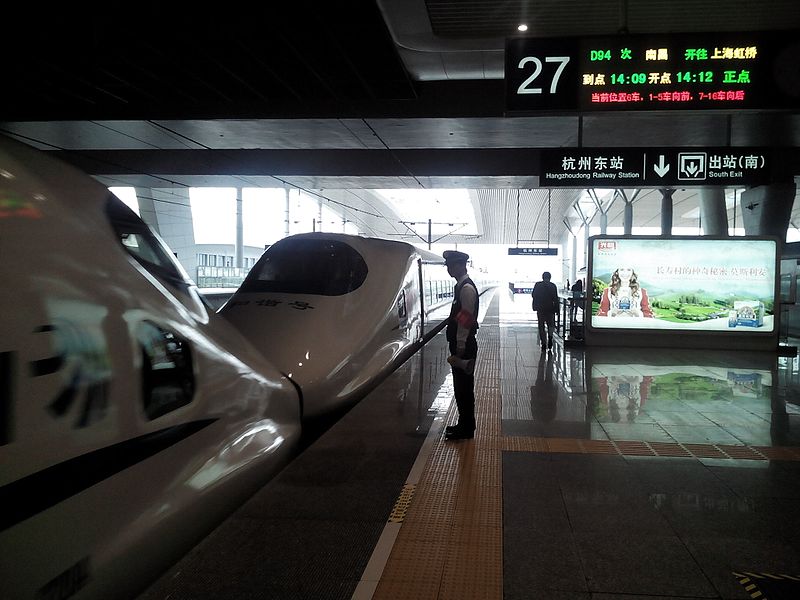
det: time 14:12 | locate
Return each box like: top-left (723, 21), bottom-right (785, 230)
top-left (677, 71), bottom-right (714, 83)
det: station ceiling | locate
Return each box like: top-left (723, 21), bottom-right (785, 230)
top-left (2, 0), bottom-right (800, 245)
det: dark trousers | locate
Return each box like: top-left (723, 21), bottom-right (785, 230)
top-left (536, 310), bottom-right (555, 347)
top-left (451, 366), bottom-right (476, 432)
top-left (449, 337), bottom-right (477, 432)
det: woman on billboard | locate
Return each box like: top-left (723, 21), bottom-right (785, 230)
top-left (597, 266), bottom-right (654, 318)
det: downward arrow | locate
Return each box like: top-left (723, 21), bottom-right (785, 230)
top-left (653, 155), bottom-right (670, 177)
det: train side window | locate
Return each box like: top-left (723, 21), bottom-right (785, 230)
top-left (136, 321), bottom-right (194, 420)
top-left (240, 238), bottom-right (368, 296)
top-left (105, 195), bottom-right (191, 288)
top-left (121, 232), bottom-right (166, 266)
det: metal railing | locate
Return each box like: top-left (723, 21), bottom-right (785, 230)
top-left (196, 266), bottom-right (248, 288)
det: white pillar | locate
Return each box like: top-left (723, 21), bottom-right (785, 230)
top-left (235, 189), bottom-right (243, 269)
top-left (570, 232), bottom-right (578, 283)
top-left (284, 187), bottom-right (291, 238)
top-left (134, 187), bottom-right (160, 234)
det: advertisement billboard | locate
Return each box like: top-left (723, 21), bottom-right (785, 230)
top-left (588, 236), bottom-right (777, 334)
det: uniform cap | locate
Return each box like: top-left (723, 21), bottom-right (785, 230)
top-left (443, 250), bottom-right (469, 264)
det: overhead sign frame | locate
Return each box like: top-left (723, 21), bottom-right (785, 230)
top-left (540, 147), bottom-right (771, 187)
top-left (505, 31), bottom-right (800, 113)
top-left (508, 247), bottom-right (559, 256)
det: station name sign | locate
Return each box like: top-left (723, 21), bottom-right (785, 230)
top-left (505, 31), bottom-right (800, 112)
top-left (540, 147), bottom-right (771, 188)
top-left (509, 283), bottom-right (534, 294)
top-left (508, 247), bottom-right (558, 256)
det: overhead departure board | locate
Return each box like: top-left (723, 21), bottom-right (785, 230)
top-left (505, 31), bottom-right (800, 113)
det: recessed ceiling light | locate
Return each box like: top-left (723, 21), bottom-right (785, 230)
top-left (517, 24), bottom-right (528, 32)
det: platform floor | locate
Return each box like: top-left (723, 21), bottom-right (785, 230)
top-left (139, 290), bottom-right (800, 600)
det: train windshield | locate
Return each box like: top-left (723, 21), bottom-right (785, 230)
top-left (105, 195), bottom-right (192, 288)
top-left (241, 238), bottom-right (368, 295)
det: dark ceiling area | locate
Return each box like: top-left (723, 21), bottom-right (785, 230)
top-left (5, 1), bottom-right (800, 122)
top-left (2, 1), bottom-right (800, 244)
top-left (2, 1), bottom-right (420, 120)
top-left (12, 1), bottom-right (800, 122)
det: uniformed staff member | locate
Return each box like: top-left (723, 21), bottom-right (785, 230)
top-left (443, 250), bottom-right (479, 441)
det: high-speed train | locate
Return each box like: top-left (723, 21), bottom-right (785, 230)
top-left (219, 232), bottom-right (463, 418)
top-left (0, 132), bottom-right (495, 599)
top-left (0, 135), bottom-right (302, 599)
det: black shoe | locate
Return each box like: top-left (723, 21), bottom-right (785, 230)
top-left (445, 429), bottom-right (474, 440)
top-left (548, 339), bottom-right (553, 349)
top-left (445, 424), bottom-right (460, 434)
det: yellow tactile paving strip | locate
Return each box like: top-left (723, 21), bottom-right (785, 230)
top-left (373, 319), bottom-right (503, 600)
top-left (388, 484), bottom-right (417, 523)
top-left (501, 436), bottom-right (800, 460)
top-left (373, 320), bottom-right (800, 599)
top-left (733, 571), bottom-right (800, 599)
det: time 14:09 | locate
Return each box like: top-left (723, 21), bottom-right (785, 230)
top-left (610, 71), bottom-right (714, 84)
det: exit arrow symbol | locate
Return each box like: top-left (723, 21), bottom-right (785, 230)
top-left (653, 155), bottom-right (670, 177)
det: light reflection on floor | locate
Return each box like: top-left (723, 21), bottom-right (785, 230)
top-left (498, 288), bottom-right (800, 448)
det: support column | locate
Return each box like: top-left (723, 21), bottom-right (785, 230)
top-left (571, 232), bottom-right (578, 283)
top-left (134, 187), bottom-right (160, 235)
top-left (588, 189), bottom-right (609, 235)
top-left (584, 220), bottom-right (591, 269)
top-left (660, 189), bottom-right (675, 236)
top-left (284, 187), bottom-right (291, 238)
top-left (623, 200), bottom-right (633, 235)
top-left (235, 190), bottom-right (243, 269)
top-left (149, 187), bottom-right (196, 279)
top-left (699, 187), bottom-right (728, 236)
top-left (428, 219), bottom-right (432, 250)
top-left (741, 182), bottom-right (797, 247)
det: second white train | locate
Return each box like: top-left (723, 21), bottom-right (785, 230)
top-left (220, 232), bottom-right (486, 418)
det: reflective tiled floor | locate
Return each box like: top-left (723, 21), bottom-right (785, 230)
top-left (500, 293), bottom-right (800, 451)
top-left (374, 291), bottom-right (800, 600)
top-left (141, 290), bottom-right (800, 600)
